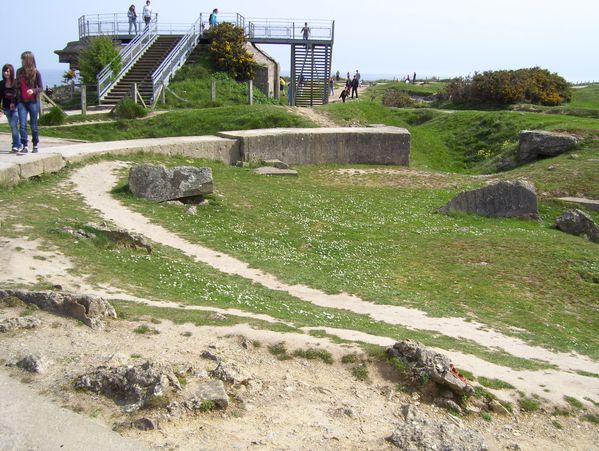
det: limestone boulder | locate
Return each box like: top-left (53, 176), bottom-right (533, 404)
top-left (438, 180), bottom-right (538, 219)
top-left (75, 361), bottom-right (182, 411)
top-left (128, 164), bottom-right (213, 202)
top-left (555, 209), bottom-right (599, 243)
top-left (387, 340), bottom-right (474, 396)
top-left (517, 130), bottom-right (579, 163)
top-left (0, 317), bottom-right (41, 333)
top-left (0, 290), bottom-right (116, 330)
top-left (17, 354), bottom-right (49, 374)
top-left (188, 380), bottom-right (229, 409)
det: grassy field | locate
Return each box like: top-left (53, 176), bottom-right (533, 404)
top-left (97, 154), bottom-right (599, 361)
top-left (0, 167), bottom-right (555, 371)
top-left (31, 105), bottom-right (315, 142)
top-left (568, 84), bottom-right (599, 109)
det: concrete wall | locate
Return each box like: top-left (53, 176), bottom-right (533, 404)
top-left (218, 127), bottom-right (411, 166)
top-left (0, 127), bottom-right (411, 187)
top-left (245, 43), bottom-right (280, 99)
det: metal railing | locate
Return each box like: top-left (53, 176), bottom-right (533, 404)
top-left (245, 18), bottom-right (334, 42)
top-left (97, 18), bottom-right (158, 101)
top-left (150, 15), bottom-right (205, 105)
top-left (78, 13), bottom-right (190, 38)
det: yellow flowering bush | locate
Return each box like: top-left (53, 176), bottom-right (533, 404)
top-left (205, 23), bottom-right (259, 81)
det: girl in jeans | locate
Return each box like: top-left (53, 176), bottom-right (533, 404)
top-left (128, 5), bottom-right (138, 34)
top-left (16, 51), bottom-right (43, 153)
top-left (0, 64), bottom-right (21, 152)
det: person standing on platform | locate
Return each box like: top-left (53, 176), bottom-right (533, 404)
top-left (301, 22), bottom-right (310, 40)
top-left (355, 70), bottom-right (361, 85)
top-left (128, 5), bottom-right (138, 34)
top-left (329, 77), bottom-right (334, 96)
top-left (209, 8), bottom-right (219, 27)
top-left (142, 1), bottom-right (153, 28)
top-left (413, 72), bottom-right (417, 83)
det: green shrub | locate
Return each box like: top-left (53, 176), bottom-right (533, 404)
top-left (382, 89), bottom-right (415, 108)
top-left (111, 97), bottom-right (148, 119)
top-left (481, 412), bottom-right (492, 422)
top-left (444, 67), bottom-right (571, 106)
top-left (79, 36), bottom-right (121, 85)
top-left (341, 353), bottom-right (358, 364)
top-left (133, 324), bottom-right (159, 335)
top-left (39, 106), bottom-right (67, 126)
top-left (199, 400), bottom-right (215, 412)
top-left (563, 395), bottom-right (583, 409)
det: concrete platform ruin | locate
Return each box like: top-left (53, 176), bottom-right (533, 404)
top-left (0, 127), bottom-right (411, 186)
top-left (219, 127), bottom-right (411, 166)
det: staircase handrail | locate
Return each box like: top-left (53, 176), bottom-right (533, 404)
top-left (97, 18), bottom-right (159, 101)
top-left (150, 14), bottom-right (207, 103)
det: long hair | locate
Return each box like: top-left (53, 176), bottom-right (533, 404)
top-left (2, 64), bottom-right (15, 84)
top-left (20, 51), bottom-right (38, 85)
top-left (129, 4), bottom-right (135, 12)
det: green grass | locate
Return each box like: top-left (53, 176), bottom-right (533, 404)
top-left (477, 377), bottom-right (515, 390)
top-left (352, 364), bottom-right (369, 381)
top-left (568, 84), bottom-right (599, 109)
top-left (293, 348), bottom-right (334, 364)
top-left (519, 397), bottom-right (542, 412)
top-left (111, 154), bottom-right (599, 362)
top-left (321, 102), bottom-right (599, 176)
top-left (133, 324), bottom-right (160, 335)
top-left (563, 395), bottom-right (584, 409)
top-left (33, 105), bottom-right (315, 142)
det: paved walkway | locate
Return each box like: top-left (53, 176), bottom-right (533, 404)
top-left (0, 370), bottom-right (146, 450)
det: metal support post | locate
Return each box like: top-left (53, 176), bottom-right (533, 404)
top-left (248, 79), bottom-right (253, 105)
top-left (211, 79), bottom-right (216, 102)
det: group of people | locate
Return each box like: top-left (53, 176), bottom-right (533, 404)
top-left (0, 52), bottom-right (43, 154)
top-left (338, 70), bottom-right (361, 103)
top-left (127, 1), bottom-right (154, 35)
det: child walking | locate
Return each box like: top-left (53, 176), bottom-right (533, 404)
top-left (16, 51), bottom-right (43, 153)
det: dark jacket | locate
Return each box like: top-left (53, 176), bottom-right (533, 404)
top-left (0, 80), bottom-right (17, 110)
top-left (15, 68), bottom-right (43, 102)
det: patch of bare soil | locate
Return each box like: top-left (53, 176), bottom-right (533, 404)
top-left (290, 107), bottom-right (338, 127)
top-left (326, 167), bottom-right (470, 189)
top-left (1, 307), bottom-right (597, 450)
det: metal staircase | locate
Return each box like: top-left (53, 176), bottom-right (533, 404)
top-left (100, 35), bottom-right (181, 105)
top-left (291, 43), bottom-right (333, 106)
top-left (89, 12), bottom-right (335, 107)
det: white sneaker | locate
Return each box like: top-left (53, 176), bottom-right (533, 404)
top-left (11, 147), bottom-right (19, 153)
top-left (32, 146), bottom-right (39, 153)
top-left (20, 146), bottom-right (29, 153)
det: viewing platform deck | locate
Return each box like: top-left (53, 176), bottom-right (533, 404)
top-left (78, 13), bottom-right (335, 45)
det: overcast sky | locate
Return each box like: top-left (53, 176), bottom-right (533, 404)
top-left (3, 0), bottom-right (597, 82)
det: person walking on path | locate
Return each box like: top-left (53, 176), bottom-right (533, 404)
top-left (127, 5), bottom-right (138, 34)
top-left (142, 1), bottom-right (153, 28)
top-left (209, 8), bottom-right (219, 28)
top-left (355, 70), bottom-right (361, 85)
top-left (0, 64), bottom-right (21, 153)
top-left (351, 76), bottom-right (359, 99)
top-left (15, 52), bottom-right (43, 153)
top-left (329, 77), bottom-right (334, 96)
top-left (413, 72), bottom-right (416, 83)
top-left (301, 22), bottom-right (310, 40)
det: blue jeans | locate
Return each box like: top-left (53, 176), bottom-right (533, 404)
top-left (17, 101), bottom-right (39, 147)
top-left (3, 109), bottom-right (21, 149)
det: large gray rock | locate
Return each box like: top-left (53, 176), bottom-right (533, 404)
top-left (517, 130), bottom-right (579, 163)
top-left (387, 404), bottom-right (486, 450)
top-left (209, 361), bottom-right (252, 385)
top-left (189, 380), bottom-right (229, 409)
top-left (75, 361), bottom-right (182, 411)
top-left (438, 180), bottom-right (538, 219)
top-left (387, 340), bottom-right (474, 396)
top-left (0, 290), bottom-right (116, 330)
top-left (555, 209), bottom-right (599, 243)
top-left (128, 164), bottom-right (213, 202)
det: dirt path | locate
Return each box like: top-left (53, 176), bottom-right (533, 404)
top-left (0, 370), bottom-right (147, 450)
top-left (68, 161), bottom-right (599, 404)
top-left (289, 106), bottom-right (338, 127)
